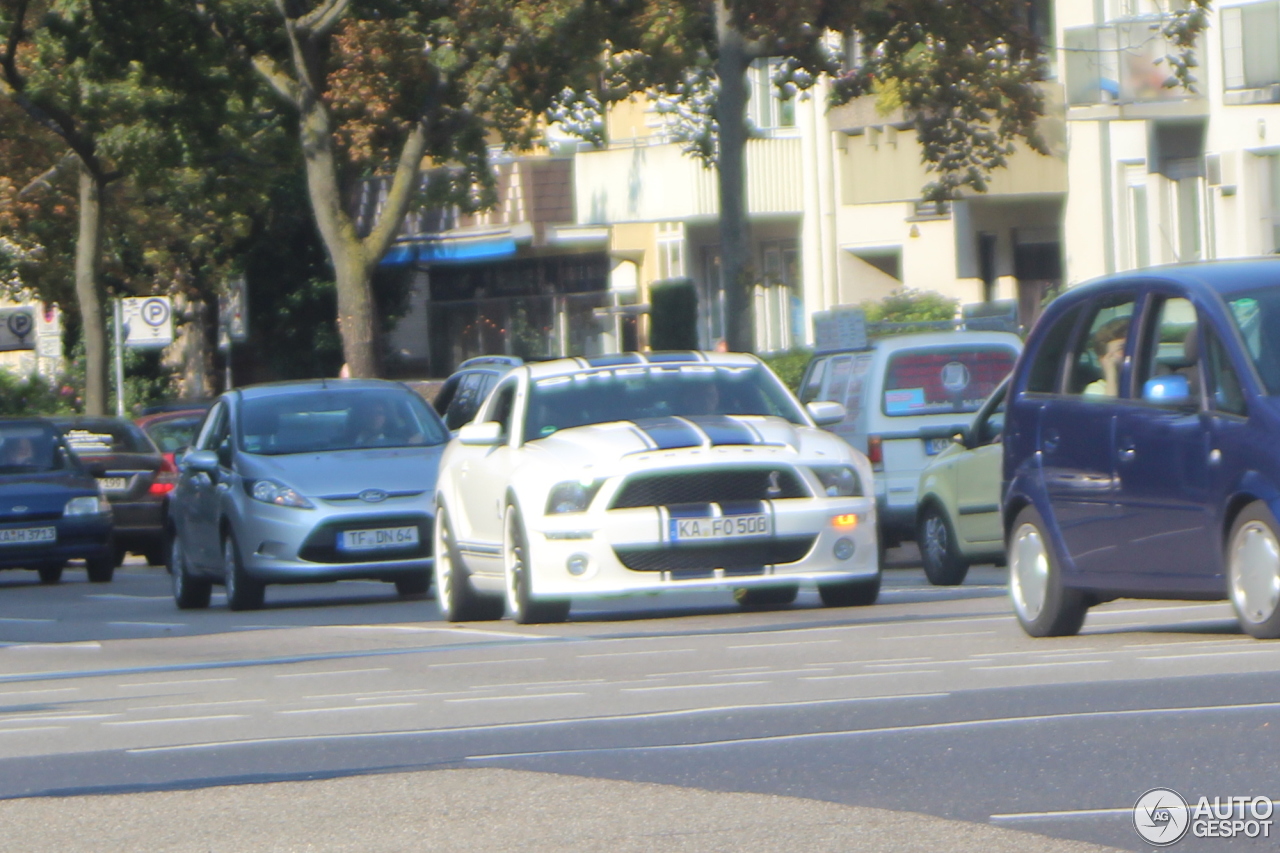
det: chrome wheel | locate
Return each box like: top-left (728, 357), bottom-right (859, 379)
top-left (503, 507), bottom-right (526, 622)
top-left (923, 514), bottom-right (948, 566)
top-left (434, 510), bottom-right (455, 619)
top-left (1009, 521), bottom-right (1049, 623)
top-left (1231, 520), bottom-right (1280, 625)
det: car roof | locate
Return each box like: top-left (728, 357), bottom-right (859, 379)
top-left (136, 409), bottom-right (208, 427)
top-left (232, 378), bottom-right (410, 401)
top-left (521, 351), bottom-right (761, 381)
top-left (457, 355), bottom-right (523, 370)
top-left (816, 330), bottom-right (1023, 358)
top-left (1070, 257), bottom-right (1280, 299)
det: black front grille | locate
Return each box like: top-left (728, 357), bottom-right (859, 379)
top-left (614, 536), bottom-right (816, 572)
top-left (298, 514), bottom-right (433, 564)
top-left (612, 468), bottom-right (808, 509)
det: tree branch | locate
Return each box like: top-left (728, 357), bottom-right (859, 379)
top-left (362, 120), bottom-right (429, 263)
top-left (296, 0), bottom-right (350, 39)
top-left (17, 150), bottom-right (78, 198)
top-left (251, 54), bottom-right (302, 107)
top-left (0, 0), bottom-right (29, 89)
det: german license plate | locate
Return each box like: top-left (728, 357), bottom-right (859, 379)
top-left (97, 477), bottom-right (128, 492)
top-left (338, 526), bottom-right (419, 552)
top-left (0, 527), bottom-right (55, 545)
top-left (669, 514), bottom-right (771, 542)
top-left (924, 437), bottom-right (952, 456)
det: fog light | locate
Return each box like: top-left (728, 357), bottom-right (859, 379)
top-left (833, 538), bottom-right (856, 561)
top-left (567, 553), bottom-right (590, 576)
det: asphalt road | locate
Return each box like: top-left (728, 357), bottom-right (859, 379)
top-left (0, 550), bottom-right (1275, 852)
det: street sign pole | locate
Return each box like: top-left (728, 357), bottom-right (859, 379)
top-left (113, 299), bottom-right (125, 416)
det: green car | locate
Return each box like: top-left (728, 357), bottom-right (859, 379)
top-left (914, 379), bottom-right (1008, 585)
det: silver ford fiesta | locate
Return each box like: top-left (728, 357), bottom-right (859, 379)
top-left (168, 379), bottom-right (448, 610)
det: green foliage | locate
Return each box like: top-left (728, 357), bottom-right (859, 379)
top-left (650, 278), bottom-right (699, 351)
top-left (0, 370), bottom-right (74, 417)
top-left (760, 348), bottom-right (812, 394)
top-left (860, 288), bottom-right (959, 325)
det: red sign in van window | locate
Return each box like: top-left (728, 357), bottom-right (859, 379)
top-left (883, 347), bottom-right (1015, 417)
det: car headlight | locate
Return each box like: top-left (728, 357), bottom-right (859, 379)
top-left (545, 479), bottom-right (605, 515)
top-left (65, 496), bottom-right (110, 516)
top-left (248, 479), bottom-right (314, 509)
top-left (810, 465), bottom-right (863, 498)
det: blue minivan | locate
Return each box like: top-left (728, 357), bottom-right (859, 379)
top-left (1003, 259), bottom-right (1280, 639)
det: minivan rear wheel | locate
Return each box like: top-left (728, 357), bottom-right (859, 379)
top-left (1228, 502), bottom-right (1280, 639)
top-left (1008, 506), bottom-right (1087, 637)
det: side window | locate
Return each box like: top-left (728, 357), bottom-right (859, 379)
top-left (445, 373), bottom-right (483, 429)
top-left (1026, 304), bottom-right (1084, 393)
top-left (799, 357), bottom-right (828, 404)
top-left (432, 375), bottom-right (460, 417)
top-left (976, 386), bottom-right (1008, 445)
top-left (1204, 326), bottom-right (1248, 417)
top-left (1134, 295), bottom-right (1198, 406)
top-left (486, 382), bottom-right (517, 437)
top-left (1066, 296), bottom-right (1137, 397)
top-left (824, 356), bottom-right (854, 409)
top-left (195, 403), bottom-right (226, 451)
top-left (477, 373), bottom-right (500, 405)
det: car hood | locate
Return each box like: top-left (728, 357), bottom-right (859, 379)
top-left (238, 445), bottom-right (444, 498)
top-left (528, 415), bottom-right (856, 467)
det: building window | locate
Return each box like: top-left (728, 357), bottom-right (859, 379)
top-left (1124, 163), bottom-right (1151, 270)
top-left (657, 222), bottom-right (685, 280)
top-left (1167, 158), bottom-right (1204, 263)
top-left (748, 59), bottom-right (796, 131)
top-left (1263, 152), bottom-right (1280, 253)
top-left (1222, 1), bottom-right (1280, 92)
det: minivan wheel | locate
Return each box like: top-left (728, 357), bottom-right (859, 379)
top-left (434, 506), bottom-right (503, 622)
top-left (1008, 506), bottom-right (1087, 637)
top-left (223, 533), bottom-right (265, 611)
top-left (919, 505), bottom-right (970, 586)
top-left (1228, 502), bottom-right (1280, 639)
top-left (504, 504), bottom-right (569, 625)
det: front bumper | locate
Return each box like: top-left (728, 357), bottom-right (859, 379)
top-left (525, 495), bottom-right (878, 598)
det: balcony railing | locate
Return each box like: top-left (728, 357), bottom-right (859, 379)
top-left (1064, 17), bottom-right (1200, 106)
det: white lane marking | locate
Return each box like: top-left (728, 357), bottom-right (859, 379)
top-left (107, 621), bottom-right (186, 629)
top-left (274, 667), bottom-right (391, 679)
top-left (275, 703), bottom-right (416, 716)
top-left (335, 625), bottom-right (550, 640)
top-left (124, 692), bottom-right (954, 754)
top-left (118, 677), bottom-right (236, 689)
top-left (0, 687), bottom-right (79, 698)
top-left (463, 699), bottom-right (1280, 761)
top-left (429, 658), bottom-right (547, 669)
top-left (458, 678), bottom-right (607, 691)
top-left (990, 807), bottom-right (1132, 821)
top-left (801, 671), bottom-right (943, 681)
top-left (6, 642), bottom-right (99, 649)
top-left (621, 681), bottom-right (770, 693)
top-left (577, 648), bottom-right (696, 659)
top-left (0, 726), bottom-right (65, 734)
top-left (980, 648), bottom-right (1105, 657)
top-left (103, 715), bottom-right (248, 726)
top-left (303, 689), bottom-right (477, 701)
top-left (1139, 648), bottom-right (1280, 661)
top-left (877, 631), bottom-right (998, 641)
top-left (87, 594), bottom-right (172, 601)
top-left (644, 666), bottom-right (770, 678)
top-left (445, 693), bottom-right (587, 704)
top-left (864, 660), bottom-right (951, 670)
top-left (859, 657), bottom-right (934, 665)
top-left (973, 660), bottom-right (1111, 671)
top-left (1089, 604), bottom-right (1233, 617)
top-left (727, 639), bottom-right (841, 650)
top-left (130, 699), bottom-right (266, 712)
top-left (0, 618), bottom-right (55, 624)
top-left (711, 668), bottom-right (830, 678)
top-left (0, 713), bottom-right (117, 724)
top-left (1122, 639), bottom-right (1248, 650)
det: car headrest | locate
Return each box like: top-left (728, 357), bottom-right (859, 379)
top-left (1183, 324), bottom-right (1199, 364)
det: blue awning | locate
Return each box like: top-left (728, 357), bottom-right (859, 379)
top-left (378, 236), bottom-right (520, 268)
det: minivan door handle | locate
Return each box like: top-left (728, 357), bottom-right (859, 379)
top-left (1042, 428), bottom-right (1060, 453)
top-left (1118, 439), bottom-right (1136, 462)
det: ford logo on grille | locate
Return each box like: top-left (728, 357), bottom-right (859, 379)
top-left (10, 506), bottom-right (27, 513)
top-left (358, 489), bottom-right (388, 503)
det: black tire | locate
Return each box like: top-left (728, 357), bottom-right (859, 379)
top-left (919, 504), bottom-right (970, 586)
top-left (37, 562), bottom-right (64, 585)
top-left (505, 503), bottom-right (569, 624)
top-left (1008, 505), bottom-right (1088, 637)
top-left (223, 532), bottom-right (265, 611)
top-left (85, 552), bottom-right (115, 583)
top-left (434, 505), bottom-right (503, 622)
top-left (394, 572), bottom-right (431, 598)
top-left (819, 572), bottom-right (881, 607)
top-left (734, 585), bottom-right (799, 607)
top-left (171, 533), bottom-right (212, 610)
top-left (1227, 501), bottom-right (1280, 639)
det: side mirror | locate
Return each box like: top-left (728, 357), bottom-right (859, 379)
top-left (458, 421), bottom-right (504, 446)
top-left (806, 400), bottom-right (846, 427)
top-left (1143, 375), bottom-right (1192, 406)
top-left (182, 448), bottom-right (220, 474)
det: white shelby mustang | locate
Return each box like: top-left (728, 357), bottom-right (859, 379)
top-left (433, 352), bottom-right (879, 624)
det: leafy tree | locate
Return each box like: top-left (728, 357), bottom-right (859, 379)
top-left (860, 288), bottom-right (958, 325)
top-left (200, 0), bottom-right (632, 377)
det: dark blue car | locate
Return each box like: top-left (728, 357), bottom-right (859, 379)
top-left (0, 419), bottom-right (114, 584)
top-left (1003, 259), bottom-right (1280, 639)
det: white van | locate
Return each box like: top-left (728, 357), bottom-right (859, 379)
top-left (798, 331), bottom-right (1022, 548)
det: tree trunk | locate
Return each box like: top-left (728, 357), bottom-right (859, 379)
top-left (715, 1), bottom-right (754, 353)
top-left (75, 162), bottom-right (107, 415)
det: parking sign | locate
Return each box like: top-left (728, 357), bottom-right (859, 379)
top-left (121, 296), bottom-right (173, 348)
top-left (0, 308), bottom-right (36, 352)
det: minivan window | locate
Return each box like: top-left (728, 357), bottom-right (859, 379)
top-left (881, 347), bottom-right (1016, 417)
top-left (1135, 296), bottom-right (1198, 405)
top-left (1204, 325), bottom-right (1247, 416)
top-left (1066, 296), bottom-right (1135, 396)
top-left (1228, 290), bottom-right (1280, 394)
top-left (1027, 304), bottom-right (1083, 393)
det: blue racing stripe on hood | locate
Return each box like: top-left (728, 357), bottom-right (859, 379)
top-left (681, 415), bottom-right (758, 447)
top-left (631, 417), bottom-right (703, 449)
